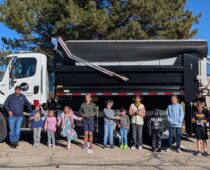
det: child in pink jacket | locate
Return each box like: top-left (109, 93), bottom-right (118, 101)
top-left (44, 110), bottom-right (57, 147)
top-left (58, 106), bottom-right (83, 149)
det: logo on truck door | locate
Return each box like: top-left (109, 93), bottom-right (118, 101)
top-left (20, 82), bottom-right (29, 91)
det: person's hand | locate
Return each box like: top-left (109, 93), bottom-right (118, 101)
top-left (114, 116), bottom-right (120, 120)
top-left (8, 111), bottom-right (13, 116)
top-left (80, 117), bottom-right (84, 121)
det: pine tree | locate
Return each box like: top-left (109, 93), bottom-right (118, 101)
top-left (0, 0), bottom-right (201, 50)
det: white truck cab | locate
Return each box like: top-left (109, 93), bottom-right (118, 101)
top-left (0, 53), bottom-right (49, 107)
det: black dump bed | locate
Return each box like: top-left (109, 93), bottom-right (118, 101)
top-left (65, 40), bottom-right (207, 62)
top-left (55, 40), bottom-right (208, 103)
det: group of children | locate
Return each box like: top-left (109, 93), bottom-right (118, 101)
top-left (29, 94), bottom-right (209, 157)
top-left (103, 95), bottom-right (209, 157)
top-left (30, 102), bottom-right (83, 149)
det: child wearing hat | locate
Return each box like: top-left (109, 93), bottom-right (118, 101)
top-left (30, 101), bottom-right (44, 147)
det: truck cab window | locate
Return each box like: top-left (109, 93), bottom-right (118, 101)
top-left (12, 58), bottom-right (37, 79)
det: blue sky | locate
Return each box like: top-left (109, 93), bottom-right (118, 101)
top-left (0, 1), bottom-right (209, 62)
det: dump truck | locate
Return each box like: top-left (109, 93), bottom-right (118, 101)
top-left (0, 37), bottom-right (208, 142)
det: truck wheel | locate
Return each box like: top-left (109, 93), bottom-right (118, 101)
top-left (0, 112), bottom-right (7, 142)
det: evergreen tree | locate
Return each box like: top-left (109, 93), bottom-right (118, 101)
top-left (0, 0), bottom-right (201, 50)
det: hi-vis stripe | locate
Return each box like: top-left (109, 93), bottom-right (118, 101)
top-left (56, 91), bottom-right (184, 97)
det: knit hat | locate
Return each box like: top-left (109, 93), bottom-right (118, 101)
top-left (34, 100), bottom-right (40, 108)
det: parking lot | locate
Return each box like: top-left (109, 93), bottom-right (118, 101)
top-left (0, 132), bottom-right (209, 170)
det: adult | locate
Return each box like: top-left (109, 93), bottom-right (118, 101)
top-left (129, 95), bottom-right (146, 150)
top-left (79, 94), bottom-right (97, 150)
top-left (4, 86), bottom-right (32, 148)
top-left (166, 95), bottom-right (184, 153)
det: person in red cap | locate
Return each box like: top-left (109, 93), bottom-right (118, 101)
top-left (30, 101), bottom-right (44, 147)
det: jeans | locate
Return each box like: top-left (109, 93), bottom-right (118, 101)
top-left (47, 130), bottom-right (55, 145)
top-left (8, 116), bottom-right (23, 144)
top-left (168, 127), bottom-right (182, 149)
top-left (33, 127), bottom-right (42, 144)
top-left (103, 123), bottom-right (114, 145)
top-left (152, 129), bottom-right (161, 149)
top-left (120, 128), bottom-right (128, 145)
top-left (132, 124), bottom-right (143, 147)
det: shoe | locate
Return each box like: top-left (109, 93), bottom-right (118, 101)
top-left (202, 151), bottom-right (208, 157)
top-left (52, 145), bottom-right (55, 148)
top-left (82, 144), bottom-right (88, 150)
top-left (157, 148), bottom-right (161, 152)
top-left (10, 144), bottom-right (16, 149)
top-left (177, 148), bottom-right (182, 153)
top-left (33, 144), bottom-right (37, 148)
top-left (120, 144), bottom-right (124, 149)
top-left (48, 144), bottom-right (51, 147)
top-left (195, 151), bottom-right (202, 156)
top-left (14, 142), bottom-right (19, 147)
top-left (138, 146), bottom-right (143, 150)
top-left (102, 145), bottom-right (108, 149)
top-left (166, 148), bottom-right (171, 152)
top-left (66, 146), bottom-right (71, 150)
top-left (110, 145), bottom-right (114, 149)
top-left (151, 148), bottom-right (156, 152)
top-left (131, 146), bottom-right (136, 150)
top-left (89, 144), bottom-right (93, 150)
top-left (123, 144), bottom-right (128, 149)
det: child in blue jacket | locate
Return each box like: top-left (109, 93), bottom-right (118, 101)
top-left (166, 95), bottom-right (184, 153)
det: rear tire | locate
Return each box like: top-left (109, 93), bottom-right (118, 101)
top-left (0, 112), bottom-right (7, 142)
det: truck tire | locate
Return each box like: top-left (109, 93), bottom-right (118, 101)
top-left (0, 112), bottom-right (7, 142)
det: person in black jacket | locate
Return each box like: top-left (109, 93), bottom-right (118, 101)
top-left (4, 86), bottom-right (32, 148)
top-left (149, 109), bottom-right (162, 152)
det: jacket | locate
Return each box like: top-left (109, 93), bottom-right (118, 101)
top-left (166, 104), bottom-right (184, 128)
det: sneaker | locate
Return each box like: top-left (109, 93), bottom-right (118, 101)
top-left (48, 144), bottom-right (51, 148)
top-left (52, 145), bottom-right (55, 148)
top-left (131, 146), bottom-right (136, 150)
top-left (120, 144), bottom-right (124, 149)
top-left (110, 145), bottom-right (114, 149)
top-left (33, 144), bottom-right (37, 148)
top-left (66, 146), bottom-right (71, 150)
top-left (123, 144), bottom-right (128, 149)
top-left (157, 148), bottom-right (161, 152)
top-left (177, 148), bottom-right (182, 153)
top-left (166, 148), bottom-right (171, 152)
top-left (102, 145), bottom-right (108, 149)
top-left (82, 144), bottom-right (88, 150)
top-left (195, 151), bottom-right (202, 156)
top-left (89, 144), bottom-right (93, 150)
top-left (138, 146), bottom-right (143, 150)
top-left (151, 148), bottom-right (156, 152)
top-left (202, 151), bottom-right (208, 157)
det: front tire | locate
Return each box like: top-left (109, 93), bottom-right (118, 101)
top-left (0, 112), bottom-right (7, 142)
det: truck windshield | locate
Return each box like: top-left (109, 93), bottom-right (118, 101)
top-left (0, 57), bottom-right (11, 81)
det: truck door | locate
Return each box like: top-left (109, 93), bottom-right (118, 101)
top-left (9, 54), bottom-right (45, 105)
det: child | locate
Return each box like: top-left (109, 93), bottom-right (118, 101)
top-left (58, 106), bottom-right (83, 150)
top-left (30, 102), bottom-right (44, 147)
top-left (192, 102), bottom-right (209, 157)
top-left (103, 100), bottom-right (120, 149)
top-left (166, 95), bottom-right (184, 153)
top-left (148, 109), bottom-right (162, 152)
top-left (44, 110), bottom-right (57, 147)
top-left (129, 95), bottom-right (146, 150)
top-left (79, 94), bottom-right (97, 151)
top-left (118, 108), bottom-right (130, 149)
